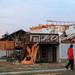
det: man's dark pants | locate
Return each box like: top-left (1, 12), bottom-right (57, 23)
top-left (66, 59), bottom-right (74, 70)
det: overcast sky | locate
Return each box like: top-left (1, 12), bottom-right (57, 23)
top-left (0, 0), bottom-right (75, 37)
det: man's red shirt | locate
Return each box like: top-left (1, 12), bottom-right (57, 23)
top-left (67, 48), bottom-right (73, 60)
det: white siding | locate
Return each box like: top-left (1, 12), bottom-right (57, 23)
top-left (0, 50), bottom-right (14, 58)
top-left (0, 50), bottom-right (6, 58)
top-left (59, 44), bottom-right (75, 59)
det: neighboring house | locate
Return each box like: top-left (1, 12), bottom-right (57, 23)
top-left (59, 34), bottom-right (75, 62)
top-left (0, 29), bottom-right (29, 58)
top-left (59, 43), bottom-right (75, 62)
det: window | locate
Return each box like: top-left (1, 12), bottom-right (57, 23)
top-left (30, 35), bottom-right (40, 42)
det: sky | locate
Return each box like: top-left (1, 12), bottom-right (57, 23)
top-left (0, 0), bottom-right (75, 37)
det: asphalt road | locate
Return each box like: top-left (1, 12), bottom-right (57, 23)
top-left (0, 62), bottom-right (75, 75)
top-left (0, 68), bottom-right (75, 75)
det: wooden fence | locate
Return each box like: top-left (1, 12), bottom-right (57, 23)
top-left (0, 41), bottom-right (15, 50)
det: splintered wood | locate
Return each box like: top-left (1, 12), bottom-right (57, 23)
top-left (21, 43), bottom-right (39, 64)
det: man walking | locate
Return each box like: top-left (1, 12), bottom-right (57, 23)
top-left (65, 44), bottom-right (74, 70)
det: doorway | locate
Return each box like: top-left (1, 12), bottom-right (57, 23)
top-left (39, 44), bottom-right (57, 63)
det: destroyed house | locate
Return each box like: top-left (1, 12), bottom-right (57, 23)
top-left (29, 33), bottom-right (59, 63)
top-left (0, 29), bottom-right (60, 63)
